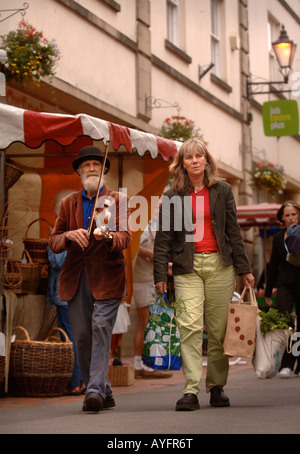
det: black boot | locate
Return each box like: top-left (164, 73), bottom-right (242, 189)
top-left (175, 393), bottom-right (200, 411)
top-left (209, 386), bottom-right (230, 407)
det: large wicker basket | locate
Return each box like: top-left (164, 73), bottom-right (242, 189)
top-left (23, 218), bottom-right (53, 265)
top-left (5, 163), bottom-right (23, 191)
top-left (3, 250), bottom-right (41, 294)
top-left (9, 326), bottom-right (74, 397)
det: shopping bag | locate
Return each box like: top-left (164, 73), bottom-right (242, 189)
top-left (223, 286), bottom-right (258, 358)
top-left (112, 302), bottom-right (130, 334)
top-left (142, 295), bottom-right (181, 370)
top-left (253, 317), bottom-right (292, 379)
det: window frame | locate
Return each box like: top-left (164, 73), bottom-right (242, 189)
top-left (167, 0), bottom-right (180, 47)
top-left (211, 0), bottom-right (221, 77)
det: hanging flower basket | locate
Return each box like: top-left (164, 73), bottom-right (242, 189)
top-left (251, 162), bottom-right (286, 196)
top-left (0, 21), bottom-right (60, 86)
top-left (158, 115), bottom-right (203, 142)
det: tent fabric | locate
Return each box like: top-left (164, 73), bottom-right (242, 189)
top-left (0, 103), bottom-right (175, 309)
top-left (236, 203), bottom-right (281, 229)
top-left (0, 104), bottom-right (181, 160)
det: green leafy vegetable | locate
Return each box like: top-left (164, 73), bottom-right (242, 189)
top-left (258, 308), bottom-right (292, 335)
top-left (154, 292), bottom-right (190, 318)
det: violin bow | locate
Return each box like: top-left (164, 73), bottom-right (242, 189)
top-left (87, 141), bottom-right (110, 236)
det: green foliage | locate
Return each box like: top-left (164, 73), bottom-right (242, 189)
top-left (158, 115), bottom-right (203, 142)
top-left (155, 291), bottom-right (189, 318)
top-left (251, 161), bottom-right (286, 196)
top-left (0, 21), bottom-right (60, 86)
top-left (258, 308), bottom-right (292, 335)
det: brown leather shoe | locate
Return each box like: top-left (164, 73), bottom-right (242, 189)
top-left (209, 386), bottom-right (230, 407)
top-left (175, 393), bottom-right (200, 411)
top-left (142, 369), bottom-right (173, 379)
top-left (82, 392), bottom-right (104, 412)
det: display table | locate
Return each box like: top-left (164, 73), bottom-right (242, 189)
top-left (1, 290), bottom-right (57, 393)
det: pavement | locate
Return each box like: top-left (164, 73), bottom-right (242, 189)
top-left (0, 357), bottom-right (299, 441)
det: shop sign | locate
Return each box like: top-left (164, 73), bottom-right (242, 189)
top-left (262, 100), bottom-right (299, 137)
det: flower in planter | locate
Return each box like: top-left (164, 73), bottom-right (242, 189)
top-left (251, 161), bottom-right (286, 196)
top-left (0, 21), bottom-right (60, 86)
top-left (158, 115), bottom-right (203, 142)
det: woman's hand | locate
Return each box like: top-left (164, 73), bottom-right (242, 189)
top-left (264, 297), bottom-right (273, 307)
top-left (155, 281), bottom-right (167, 295)
top-left (242, 272), bottom-right (255, 288)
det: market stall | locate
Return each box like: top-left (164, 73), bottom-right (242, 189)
top-left (237, 203), bottom-right (281, 230)
top-left (0, 103), bottom-right (182, 393)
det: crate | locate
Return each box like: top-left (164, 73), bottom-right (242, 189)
top-left (108, 365), bottom-right (135, 386)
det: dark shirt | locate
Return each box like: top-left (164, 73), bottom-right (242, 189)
top-left (265, 230), bottom-right (300, 298)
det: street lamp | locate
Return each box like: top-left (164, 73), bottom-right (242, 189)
top-left (272, 25), bottom-right (296, 82)
top-left (247, 24), bottom-right (296, 97)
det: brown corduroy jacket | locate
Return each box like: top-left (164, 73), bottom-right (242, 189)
top-left (48, 186), bottom-right (131, 302)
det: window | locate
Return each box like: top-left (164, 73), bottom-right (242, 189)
top-left (268, 18), bottom-right (280, 82)
top-left (211, 0), bottom-right (221, 77)
top-left (167, 0), bottom-right (179, 47)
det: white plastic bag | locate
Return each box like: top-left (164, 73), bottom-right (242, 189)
top-left (253, 317), bottom-right (292, 379)
top-left (112, 302), bottom-right (131, 334)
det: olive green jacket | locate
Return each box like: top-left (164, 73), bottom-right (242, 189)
top-left (153, 180), bottom-right (252, 283)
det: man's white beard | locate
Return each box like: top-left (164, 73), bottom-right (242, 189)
top-left (81, 172), bottom-right (102, 193)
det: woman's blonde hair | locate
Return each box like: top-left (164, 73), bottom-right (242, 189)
top-left (169, 137), bottom-right (221, 193)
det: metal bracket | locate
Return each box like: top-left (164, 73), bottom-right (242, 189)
top-left (198, 63), bottom-right (214, 82)
top-left (247, 74), bottom-right (291, 97)
top-left (0, 2), bottom-right (29, 23)
top-left (145, 96), bottom-right (181, 115)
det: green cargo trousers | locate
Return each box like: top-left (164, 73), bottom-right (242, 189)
top-left (174, 252), bottom-right (236, 395)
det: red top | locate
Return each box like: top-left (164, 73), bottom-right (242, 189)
top-left (189, 187), bottom-right (218, 253)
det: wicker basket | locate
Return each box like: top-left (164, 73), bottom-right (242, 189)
top-left (23, 218), bottom-right (53, 265)
top-left (0, 227), bottom-right (11, 260)
top-left (5, 163), bottom-right (23, 191)
top-left (9, 326), bottom-right (74, 397)
top-left (3, 250), bottom-right (41, 294)
top-left (108, 365), bottom-right (135, 386)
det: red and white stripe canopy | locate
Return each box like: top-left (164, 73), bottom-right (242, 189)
top-left (0, 104), bottom-right (181, 160)
top-left (236, 203), bottom-right (281, 229)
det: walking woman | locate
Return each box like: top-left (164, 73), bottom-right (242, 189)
top-left (153, 138), bottom-right (254, 411)
top-left (264, 200), bottom-right (300, 377)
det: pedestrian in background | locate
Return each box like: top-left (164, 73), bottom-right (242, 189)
top-left (47, 190), bottom-right (83, 395)
top-left (133, 215), bottom-right (173, 379)
top-left (47, 246), bottom-right (83, 395)
top-left (264, 200), bottom-right (300, 378)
